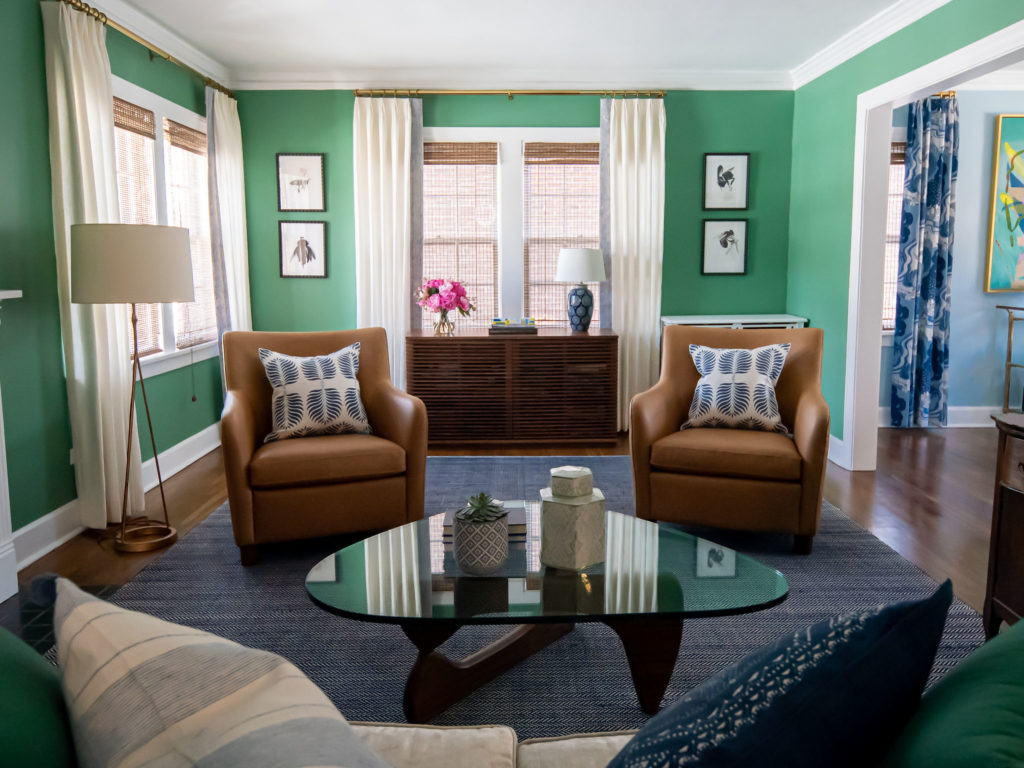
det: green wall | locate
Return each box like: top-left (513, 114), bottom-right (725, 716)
top-left (0, 3), bottom-right (222, 531)
top-left (238, 90), bottom-right (794, 332)
top-left (787, 0), bottom-right (1024, 438)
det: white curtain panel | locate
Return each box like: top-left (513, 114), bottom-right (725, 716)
top-left (353, 97), bottom-right (412, 389)
top-left (41, 2), bottom-right (143, 527)
top-left (206, 87), bottom-right (253, 337)
top-left (604, 99), bottom-right (667, 430)
top-left (604, 513), bottom-right (659, 614)
top-left (364, 525), bottom-right (423, 618)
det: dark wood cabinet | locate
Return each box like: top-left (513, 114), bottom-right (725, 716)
top-left (406, 328), bottom-right (618, 445)
top-left (986, 413), bottom-right (1024, 638)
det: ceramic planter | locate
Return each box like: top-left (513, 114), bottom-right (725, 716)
top-left (453, 516), bottom-right (509, 575)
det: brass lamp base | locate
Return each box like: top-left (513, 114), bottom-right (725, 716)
top-left (114, 523), bottom-right (178, 553)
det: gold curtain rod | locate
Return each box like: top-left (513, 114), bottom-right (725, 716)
top-left (354, 89), bottom-right (666, 100)
top-left (933, 90), bottom-right (957, 98)
top-left (58, 0), bottom-right (235, 98)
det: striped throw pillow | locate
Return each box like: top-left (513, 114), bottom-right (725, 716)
top-left (54, 579), bottom-right (390, 768)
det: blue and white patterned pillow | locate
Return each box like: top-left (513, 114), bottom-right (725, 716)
top-left (259, 343), bottom-right (371, 442)
top-left (684, 343), bottom-right (790, 432)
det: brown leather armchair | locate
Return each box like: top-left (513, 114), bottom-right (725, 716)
top-left (630, 325), bottom-right (830, 554)
top-left (221, 328), bottom-right (427, 565)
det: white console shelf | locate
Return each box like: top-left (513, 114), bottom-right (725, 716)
top-left (661, 313), bottom-right (808, 330)
top-left (0, 290), bottom-right (22, 601)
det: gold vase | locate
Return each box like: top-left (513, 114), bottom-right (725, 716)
top-left (433, 310), bottom-right (455, 336)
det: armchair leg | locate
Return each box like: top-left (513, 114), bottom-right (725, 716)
top-left (239, 545), bottom-right (260, 567)
top-left (794, 534), bottom-right (813, 555)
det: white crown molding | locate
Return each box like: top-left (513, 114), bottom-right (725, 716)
top-left (94, 0), bottom-right (232, 86)
top-left (229, 68), bottom-right (793, 92)
top-left (958, 67), bottom-right (1024, 91)
top-left (791, 0), bottom-right (954, 89)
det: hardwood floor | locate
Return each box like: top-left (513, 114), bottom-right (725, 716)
top-left (13, 427), bottom-right (997, 614)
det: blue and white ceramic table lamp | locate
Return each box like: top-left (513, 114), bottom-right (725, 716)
top-left (555, 247), bottom-right (605, 332)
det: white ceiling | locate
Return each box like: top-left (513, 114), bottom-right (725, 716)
top-left (101, 0), bottom-right (953, 90)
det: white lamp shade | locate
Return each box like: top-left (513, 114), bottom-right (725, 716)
top-left (70, 224), bottom-right (195, 304)
top-left (555, 248), bottom-right (606, 283)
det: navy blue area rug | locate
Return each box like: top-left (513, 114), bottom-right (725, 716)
top-left (109, 456), bottom-right (984, 740)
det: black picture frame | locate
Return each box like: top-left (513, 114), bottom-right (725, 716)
top-left (276, 152), bottom-right (326, 212)
top-left (279, 220), bottom-right (328, 278)
top-left (702, 152), bottom-right (750, 210)
top-left (701, 219), bottom-right (748, 275)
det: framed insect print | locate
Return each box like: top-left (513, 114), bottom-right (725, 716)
top-left (280, 220), bottom-right (327, 278)
top-left (985, 114), bottom-right (1024, 291)
top-left (702, 219), bottom-right (747, 275)
top-left (703, 152), bottom-right (749, 210)
top-left (277, 153), bottom-right (325, 212)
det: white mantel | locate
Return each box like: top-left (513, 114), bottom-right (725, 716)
top-left (0, 290), bottom-right (22, 601)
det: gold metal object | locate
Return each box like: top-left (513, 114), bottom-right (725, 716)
top-left (354, 89), bottom-right (666, 99)
top-left (59, 0), bottom-right (235, 98)
top-left (932, 90), bottom-right (957, 99)
top-left (116, 303), bottom-right (177, 553)
top-left (997, 305), bottom-right (1024, 414)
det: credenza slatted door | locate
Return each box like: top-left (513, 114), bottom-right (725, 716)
top-left (406, 329), bottom-right (617, 445)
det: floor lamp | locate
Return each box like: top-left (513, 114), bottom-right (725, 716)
top-left (70, 223), bottom-right (195, 552)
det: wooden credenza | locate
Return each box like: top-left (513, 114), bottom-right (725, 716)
top-left (987, 412), bottom-right (1024, 638)
top-left (407, 328), bottom-right (618, 445)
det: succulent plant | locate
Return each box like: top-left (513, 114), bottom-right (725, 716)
top-left (455, 492), bottom-right (507, 523)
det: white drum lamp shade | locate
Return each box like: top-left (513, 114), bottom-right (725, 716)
top-left (555, 248), bottom-right (606, 284)
top-left (70, 224), bottom-right (195, 304)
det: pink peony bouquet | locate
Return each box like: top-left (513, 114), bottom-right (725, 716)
top-left (416, 278), bottom-right (475, 318)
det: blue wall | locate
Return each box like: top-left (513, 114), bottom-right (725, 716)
top-left (880, 90), bottom-right (1024, 410)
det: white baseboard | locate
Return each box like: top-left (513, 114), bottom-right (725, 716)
top-left (828, 434), bottom-right (852, 471)
top-left (13, 499), bottom-right (82, 571)
top-left (13, 421), bottom-right (222, 572)
top-left (0, 541), bottom-right (17, 601)
top-left (140, 422), bottom-right (221, 492)
top-left (878, 405), bottom-right (998, 428)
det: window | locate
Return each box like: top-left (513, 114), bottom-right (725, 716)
top-left (523, 142), bottom-right (600, 326)
top-left (112, 78), bottom-right (219, 373)
top-left (421, 142), bottom-right (499, 328)
top-left (419, 127), bottom-right (601, 326)
top-left (881, 142), bottom-right (906, 332)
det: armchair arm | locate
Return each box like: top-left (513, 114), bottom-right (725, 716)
top-left (792, 389), bottom-right (831, 536)
top-left (363, 384), bottom-right (428, 523)
top-left (220, 390), bottom-right (259, 546)
top-left (629, 381), bottom-right (687, 520)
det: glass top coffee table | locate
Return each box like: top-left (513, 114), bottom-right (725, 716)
top-left (307, 504), bottom-right (787, 722)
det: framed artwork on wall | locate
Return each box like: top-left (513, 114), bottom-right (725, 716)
top-left (280, 221), bottom-right (327, 278)
top-left (703, 152), bottom-right (749, 210)
top-left (277, 153), bottom-right (325, 212)
top-left (702, 219), bottom-right (748, 275)
top-left (985, 114), bottom-right (1024, 292)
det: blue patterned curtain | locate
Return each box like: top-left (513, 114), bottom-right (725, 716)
top-left (890, 97), bottom-right (958, 428)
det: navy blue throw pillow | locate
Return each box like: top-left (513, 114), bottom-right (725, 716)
top-left (608, 580), bottom-right (953, 768)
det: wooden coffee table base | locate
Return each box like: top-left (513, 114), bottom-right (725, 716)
top-left (399, 617), bottom-right (683, 723)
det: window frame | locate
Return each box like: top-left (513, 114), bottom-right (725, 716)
top-left (421, 126), bottom-right (601, 322)
top-left (111, 76), bottom-right (218, 377)
top-left (880, 126), bottom-right (908, 347)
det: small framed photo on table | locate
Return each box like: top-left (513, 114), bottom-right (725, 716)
top-left (703, 152), bottom-right (749, 210)
top-left (280, 221), bottom-right (327, 278)
top-left (702, 219), bottom-right (748, 275)
top-left (277, 153), bottom-right (325, 212)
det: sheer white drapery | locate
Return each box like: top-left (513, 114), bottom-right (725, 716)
top-left (41, 1), bottom-right (143, 527)
top-left (602, 99), bottom-right (667, 430)
top-left (364, 525), bottom-right (424, 618)
top-left (354, 97), bottom-right (413, 389)
top-left (207, 87), bottom-right (252, 339)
